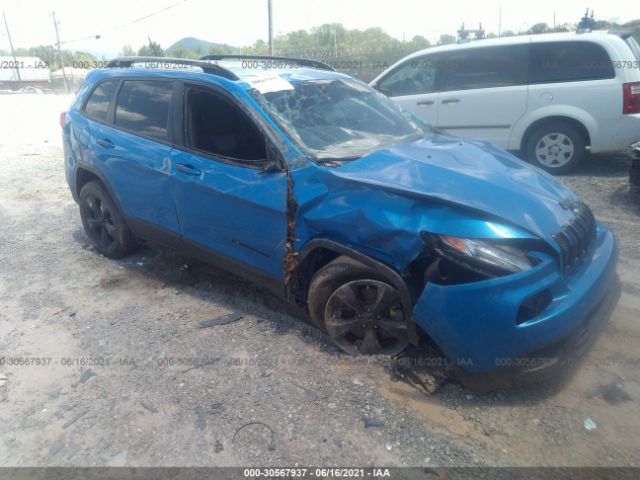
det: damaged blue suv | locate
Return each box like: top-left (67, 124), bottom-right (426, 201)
top-left (62, 56), bottom-right (620, 388)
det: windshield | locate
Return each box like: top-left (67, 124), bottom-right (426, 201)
top-left (250, 77), bottom-right (431, 162)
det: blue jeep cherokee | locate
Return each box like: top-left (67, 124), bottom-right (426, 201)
top-left (62, 55), bottom-right (620, 388)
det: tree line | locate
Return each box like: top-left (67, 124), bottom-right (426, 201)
top-left (2, 19), bottom-right (639, 77)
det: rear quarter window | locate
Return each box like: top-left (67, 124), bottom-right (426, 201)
top-left (528, 41), bottom-right (615, 84)
top-left (114, 80), bottom-right (174, 141)
top-left (83, 80), bottom-right (118, 122)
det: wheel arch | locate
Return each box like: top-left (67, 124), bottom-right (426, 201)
top-left (288, 239), bottom-right (415, 317)
top-left (74, 164), bottom-right (126, 216)
top-left (520, 115), bottom-right (591, 152)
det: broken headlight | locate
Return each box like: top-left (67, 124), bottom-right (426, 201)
top-left (434, 235), bottom-right (534, 276)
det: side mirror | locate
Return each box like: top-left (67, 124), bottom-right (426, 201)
top-left (260, 156), bottom-right (282, 173)
top-left (261, 142), bottom-right (286, 173)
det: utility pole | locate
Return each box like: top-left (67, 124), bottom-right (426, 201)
top-left (2, 10), bottom-right (21, 82)
top-left (148, 37), bottom-right (159, 56)
top-left (52, 11), bottom-right (69, 93)
top-left (498, 4), bottom-right (502, 36)
top-left (268, 0), bottom-right (274, 55)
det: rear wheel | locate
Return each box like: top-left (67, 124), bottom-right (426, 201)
top-left (308, 256), bottom-right (410, 356)
top-left (79, 181), bottom-right (135, 258)
top-left (525, 122), bottom-right (586, 174)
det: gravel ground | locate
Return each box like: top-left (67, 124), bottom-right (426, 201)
top-left (0, 94), bottom-right (639, 468)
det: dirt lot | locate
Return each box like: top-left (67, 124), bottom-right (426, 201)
top-left (1, 94), bottom-right (639, 468)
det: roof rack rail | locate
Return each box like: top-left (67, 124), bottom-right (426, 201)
top-left (106, 56), bottom-right (239, 80)
top-left (608, 30), bottom-right (633, 39)
top-left (199, 54), bottom-right (334, 71)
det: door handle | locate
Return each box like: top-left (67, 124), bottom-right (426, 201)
top-left (441, 98), bottom-right (460, 104)
top-left (416, 100), bottom-right (434, 106)
top-left (175, 163), bottom-right (201, 176)
top-left (96, 138), bottom-right (114, 149)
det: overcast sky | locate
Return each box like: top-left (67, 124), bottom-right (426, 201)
top-left (0, 0), bottom-right (633, 57)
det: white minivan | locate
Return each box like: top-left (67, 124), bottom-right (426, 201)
top-left (370, 31), bottom-right (640, 173)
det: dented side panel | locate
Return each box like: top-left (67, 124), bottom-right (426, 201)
top-left (290, 164), bottom-right (536, 276)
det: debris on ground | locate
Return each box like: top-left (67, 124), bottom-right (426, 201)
top-left (195, 406), bottom-right (206, 430)
top-left (362, 416), bottom-right (384, 428)
top-left (71, 369), bottom-right (96, 387)
top-left (233, 421), bottom-right (276, 452)
top-left (198, 312), bottom-right (243, 328)
top-left (210, 402), bottom-right (225, 414)
top-left (79, 369), bottom-right (96, 384)
top-left (140, 401), bottom-right (159, 414)
top-left (389, 364), bottom-right (447, 394)
top-left (592, 378), bottom-right (632, 405)
top-left (583, 418), bottom-right (598, 431)
top-left (290, 381), bottom-right (322, 403)
top-left (62, 408), bottom-right (89, 429)
top-left (180, 357), bottom-right (221, 374)
top-left (214, 440), bottom-right (224, 453)
top-left (49, 438), bottom-right (64, 456)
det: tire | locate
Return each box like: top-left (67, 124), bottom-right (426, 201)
top-left (79, 181), bottom-right (135, 259)
top-left (525, 121), bottom-right (587, 174)
top-left (308, 256), bottom-right (410, 356)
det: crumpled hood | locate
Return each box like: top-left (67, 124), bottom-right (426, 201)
top-left (330, 135), bottom-right (579, 241)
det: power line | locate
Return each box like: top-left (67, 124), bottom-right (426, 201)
top-left (60, 0), bottom-right (190, 45)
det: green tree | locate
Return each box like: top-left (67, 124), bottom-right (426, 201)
top-left (437, 34), bottom-right (456, 45)
top-left (138, 40), bottom-right (164, 57)
top-left (120, 45), bottom-right (135, 56)
top-left (529, 23), bottom-right (550, 34)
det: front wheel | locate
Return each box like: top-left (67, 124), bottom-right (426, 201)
top-left (308, 256), bottom-right (410, 356)
top-left (525, 122), bottom-right (586, 174)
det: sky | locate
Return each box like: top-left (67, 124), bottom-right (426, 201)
top-left (0, 0), bottom-right (633, 57)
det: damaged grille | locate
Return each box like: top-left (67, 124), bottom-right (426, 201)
top-left (553, 202), bottom-right (597, 272)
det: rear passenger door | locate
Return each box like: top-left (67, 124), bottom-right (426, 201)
top-left (88, 79), bottom-right (181, 239)
top-left (435, 44), bottom-right (529, 148)
top-left (372, 53), bottom-right (440, 123)
top-left (526, 41), bottom-right (619, 149)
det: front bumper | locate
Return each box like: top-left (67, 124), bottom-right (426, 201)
top-left (412, 226), bottom-right (619, 384)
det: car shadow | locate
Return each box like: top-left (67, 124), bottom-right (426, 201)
top-left (608, 182), bottom-right (640, 217)
top-left (71, 228), bottom-right (339, 356)
top-left (563, 153), bottom-right (631, 178)
top-left (71, 228), bottom-right (595, 402)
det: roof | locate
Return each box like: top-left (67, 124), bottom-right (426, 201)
top-left (402, 30), bottom-right (628, 59)
top-left (98, 56), bottom-right (349, 91)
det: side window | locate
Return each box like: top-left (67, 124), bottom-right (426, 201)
top-left (83, 80), bottom-right (118, 122)
top-left (185, 87), bottom-right (266, 162)
top-left (437, 45), bottom-right (528, 92)
top-left (114, 80), bottom-right (173, 141)
top-left (529, 41), bottom-right (615, 84)
top-left (376, 55), bottom-right (438, 97)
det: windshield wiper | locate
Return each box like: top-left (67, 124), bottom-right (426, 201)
top-left (316, 156), bottom-right (361, 166)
